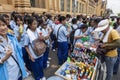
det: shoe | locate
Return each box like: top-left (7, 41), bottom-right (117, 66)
top-left (48, 57), bottom-right (52, 60)
top-left (41, 77), bottom-right (46, 80)
top-left (52, 49), bottom-right (56, 51)
top-left (47, 63), bottom-right (50, 68)
top-left (47, 61), bottom-right (50, 64)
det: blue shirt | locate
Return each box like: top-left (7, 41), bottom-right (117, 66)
top-left (54, 24), bottom-right (69, 42)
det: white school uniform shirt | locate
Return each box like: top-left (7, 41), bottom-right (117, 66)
top-left (74, 29), bottom-right (89, 44)
top-left (13, 24), bottom-right (28, 47)
top-left (0, 36), bottom-right (21, 80)
top-left (71, 24), bottom-right (78, 30)
top-left (10, 20), bottom-right (16, 30)
top-left (24, 29), bottom-right (43, 59)
top-left (54, 24), bottom-right (69, 42)
top-left (37, 26), bottom-right (50, 46)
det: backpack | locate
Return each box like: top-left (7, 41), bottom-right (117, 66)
top-left (32, 38), bottom-right (47, 56)
top-left (70, 26), bottom-right (77, 45)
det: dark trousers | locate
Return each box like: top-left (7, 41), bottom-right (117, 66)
top-left (57, 42), bottom-right (68, 65)
top-left (113, 48), bottom-right (120, 74)
top-left (30, 56), bottom-right (44, 80)
top-left (18, 76), bottom-right (22, 80)
top-left (43, 47), bottom-right (50, 68)
top-left (22, 47), bottom-right (31, 71)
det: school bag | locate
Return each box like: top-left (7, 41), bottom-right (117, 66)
top-left (70, 26), bottom-right (78, 45)
top-left (32, 38), bottom-right (47, 56)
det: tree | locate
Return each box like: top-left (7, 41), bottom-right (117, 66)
top-left (118, 13), bottom-right (120, 16)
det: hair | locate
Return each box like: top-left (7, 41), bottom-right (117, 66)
top-left (46, 14), bottom-right (52, 19)
top-left (11, 11), bottom-right (18, 20)
top-left (80, 24), bottom-right (88, 29)
top-left (43, 12), bottom-right (46, 15)
top-left (37, 17), bottom-right (44, 27)
top-left (27, 16), bottom-right (36, 29)
top-left (0, 15), bottom-right (5, 23)
top-left (58, 16), bottom-right (66, 23)
top-left (66, 14), bottom-right (71, 18)
top-left (77, 15), bottom-right (82, 20)
top-left (1, 14), bottom-right (9, 23)
top-left (23, 15), bottom-right (31, 24)
top-left (14, 15), bottom-right (23, 25)
top-left (72, 18), bottom-right (77, 24)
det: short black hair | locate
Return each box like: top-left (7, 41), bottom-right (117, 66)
top-left (46, 14), bottom-right (52, 19)
top-left (72, 18), bottom-right (77, 24)
top-left (77, 15), bottom-right (82, 20)
top-left (58, 16), bottom-right (66, 23)
top-left (80, 24), bottom-right (88, 29)
top-left (14, 15), bottom-right (22, 23)
top-left (66, 14), bottom-right (71, 18)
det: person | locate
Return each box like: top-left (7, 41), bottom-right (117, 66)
top-left (10, 11), bottom-right (18, 30)
top-left (74, 24), bottom-right (89, 44)
top-left (113, 17), bottom-right (120, 74)
top-left (0, 16), bottom-right (27, 80)
top-left (24, 17), bottom-right (46, 80)
top-left (94, 19), bottom-right (120, 80)
top-left (37, 22), bottom-right (52, 69)
top-left (54, 16), bottom-right (70, 65)
top-left (89, 18), bottom-right (103, 43)
top-left (1, 14), bottom-right (14, 34)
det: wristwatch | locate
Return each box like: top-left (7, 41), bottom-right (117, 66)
top-left (0, 59), bottom-right (3, 64)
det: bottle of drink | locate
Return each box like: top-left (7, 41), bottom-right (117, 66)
top-left (19, 24), bottom-right (23, 34)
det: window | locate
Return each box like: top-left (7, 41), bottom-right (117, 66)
top-left (30, 0), bottom-right (35, 7)
top-left (72, 0), bottom-right (75, 12)
top-left (82, 4), bottom-right (84, 13)
top-left (79, 3), bottom-right (81, 13)
top-left (67, 0), bottom-right (70, 12)
top-left (40, 0), bottom-right (45, 8)
top-left (61, 0), bottom-right (64, 11)
top-left (76, 1), bottom-right (78, 12)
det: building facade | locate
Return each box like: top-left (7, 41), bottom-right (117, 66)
top-left (0, 0), bottom-right (106, 16)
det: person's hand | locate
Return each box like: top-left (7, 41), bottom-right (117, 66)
top-left (48, 28), bottom-right (52, 34)
top-left (30, 55), bottom-right (35, 62)
top-left (39, 35), bottom-right (45, 40)
top-left (6, 46), bottom-right (12, 55)
top-left (100, 44), bottom-right (106, 48)
top-left (0, 59), bottom-right (3, 64)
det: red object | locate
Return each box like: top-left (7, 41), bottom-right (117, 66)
top-left (39, 32), bottom-right (42, 36)
top-left (55, 21), bottom-right (60, 25)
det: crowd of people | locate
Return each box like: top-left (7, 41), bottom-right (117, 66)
top-left (0, 11), bottom-right (120, 80)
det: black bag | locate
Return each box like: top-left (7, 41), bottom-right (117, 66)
top-left (55, 26), bottom-right (62, 48)
top-left (70, 26), bottom-right (78, 52)
top-left (70, 26), bottom-right (77, 45)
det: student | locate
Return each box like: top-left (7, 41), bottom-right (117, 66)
top-left (89, 18), bottom-right (103, 43)
top-left (24, 17), bottom-right (46, 80)
top-left (74, 24), bottom-right (89, 44)
top-left (54, 16), bottom-right (70, 65)
top-left (37, 22), bottom-right (52, 69)
top-left (1, 14), bottom-right (14, 34)
top-left (0, 16), bottom-right (27, 80)
top-left (10, 11), bottom-right (17, 30)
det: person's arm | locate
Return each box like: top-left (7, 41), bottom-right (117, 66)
top-left (74, 30), bottom-right (84, 40)
top-left (24, 35), bottom-right (35, 62)
top-left (0, 46), bottom-right (12, 64)
top-left (102, 39), bottom-right (120, 50)
top-left (25, 46), bottom-right (35, 62)
top-left (102, 30), bottom-right (120, 50)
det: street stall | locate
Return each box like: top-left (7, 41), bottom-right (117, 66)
top-left (55, 42), bottom-right (101, 80)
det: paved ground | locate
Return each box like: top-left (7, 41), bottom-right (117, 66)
top-left (24, 50), bottom-right (120, 80)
